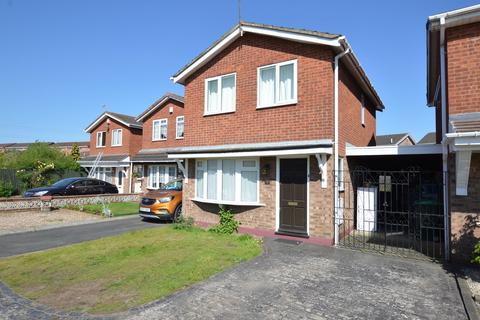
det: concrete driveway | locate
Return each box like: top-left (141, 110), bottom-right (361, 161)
top-left (0, 237), bottom-right (467, 319)
top-left (0, 217), bottom-right (165, 258)
top-left (130, 238), bottom-right (466, 320)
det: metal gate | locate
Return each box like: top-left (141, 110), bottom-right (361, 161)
top-left (334, 170), bottom-right (445, 261)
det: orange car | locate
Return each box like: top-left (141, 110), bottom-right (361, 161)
top-left (139, 180), bottom-right (182, 221)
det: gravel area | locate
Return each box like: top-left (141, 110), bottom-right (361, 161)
top-left (0, 209), bottom-right (102, 234)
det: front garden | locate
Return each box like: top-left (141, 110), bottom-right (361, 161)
top-left (0, 225), bottom-right (262, 314)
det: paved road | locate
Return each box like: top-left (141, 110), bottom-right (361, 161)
top-left (0, 217), bottom-right (165, 258)
top-left (0, 238), bottom-right (467, 320)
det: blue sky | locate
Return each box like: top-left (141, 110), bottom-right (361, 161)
top-left (0, 0), bottom-right (478, 143)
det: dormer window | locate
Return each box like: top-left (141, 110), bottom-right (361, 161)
top-left (257, 60), bottom-right (297, 108)
top-left (205, 73), bottom-right (236, 115)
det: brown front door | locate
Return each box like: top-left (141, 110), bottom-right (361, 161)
top-left (279, 158), bottom-right (307, 236)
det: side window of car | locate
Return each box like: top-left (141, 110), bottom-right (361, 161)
top-left (85, 180), bottom-right (99, 186)
top-left (72, 181), bottom-right (85, 188)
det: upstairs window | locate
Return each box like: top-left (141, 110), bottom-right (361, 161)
top-left (153, 119), bottom-right (168, 141)
top-left (111, 129), bottom-right (122, 146)
top-left (176, 116), bottom-right (184, 139)
top-left (258, 60), bottom-right (297, 108)
top-left (96, 131), bottom-right (106, 147)
top-left (205, 73), bottom-right (236, 115)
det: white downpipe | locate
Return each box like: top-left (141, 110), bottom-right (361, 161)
top-left (334, 45), bottom-right (350, 245)
top-left (439, 16), bottom-right (450, 260)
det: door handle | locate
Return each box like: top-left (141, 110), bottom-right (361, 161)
top-left (288, 201), bottom-right (298, 206)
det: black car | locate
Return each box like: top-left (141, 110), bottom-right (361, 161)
top-left (23, 177), bottom-right (118, 197)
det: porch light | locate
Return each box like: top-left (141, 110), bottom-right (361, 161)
top-left (261, 163), bottom-right (270, 176)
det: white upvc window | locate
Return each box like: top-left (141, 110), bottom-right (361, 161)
top-left (96, 131), bottom-right (106, 147)
top-left (111, 129), bottom-right (122, 146)
top-left (152, 119), bottom-right (168, 141)
top-left (195, 158), bottom-right (259, 205)
top-left (361, 94), bottom-right (365, 126)
top-left (176, 116), bottom-right (184, 139)
top-left (257, 59), bottom-right (297, 108)
top-left (204, 73), bottom-right (236, 115)
top-left (147, 165), bottom-right (177, 189)
top-left (94, 167), bottom-right (112, 183)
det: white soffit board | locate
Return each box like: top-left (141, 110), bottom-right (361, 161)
top-left (168, 147), bottom-right (333, 159)
top-left (346, 144), bottom-right (442, 156)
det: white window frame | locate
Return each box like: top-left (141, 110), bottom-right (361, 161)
top-left (361, 94), bottom-right (365, 127)
top-left (96, 131), bottom-right (106, 148)
top-left (257, 59), bottom-right (298, 109)
top-left (147, 165), bottom-right (177, 189)
top-left (152, 119), bottom-right (168, 141)
top-left (195, 158), bottom-right (260, 206)
top-left (204, 72), bottom-right (236, 116)
top-left (176, 116), bottom-right (184, 139)
top-left (94, 167), bottom-right (112, 183)
top-left (111, 129), bottom-right (122, 147)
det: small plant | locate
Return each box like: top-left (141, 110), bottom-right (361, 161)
top-left (173, 215), bottom-right (195, 230)
top-left (0, 180), bottom-right (15, 197)
top-left (472, 241), bottom-right (480, 265)
top-left (209, 207), bottom-right (240, 235)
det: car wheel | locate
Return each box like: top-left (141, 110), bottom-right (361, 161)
top-left (174, 204), bottom-right (182, 221)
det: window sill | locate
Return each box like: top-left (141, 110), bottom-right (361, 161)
top-left (203, 110), bottom-right (235, 117)
top-left (257, 100), bottom-right (297, 110)
top-left (176, 137), bottom-right (184, 140)
top-left (152, 139), bottom-right (167, 142)
top-left (96, 146), bottom-right (106, 148)
top-left (192, 197), bottom-right (265, 207)
top-left (111, 145), bottom-right (122, 147)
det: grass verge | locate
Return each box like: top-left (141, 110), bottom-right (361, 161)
top-left (65, 201), bottom-right (139, 217)
top-left (0, 226), bottom-right (262, 314)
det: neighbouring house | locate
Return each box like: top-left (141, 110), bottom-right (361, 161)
top-left (427, 4), bottom-right (480, 262)
top-left (79, 112), bottom-right (143, 193)
top-left (131, 93), bottom-right (185, 193)
top-left (418, 132), bottom-right (436, 144)
top-left (166, 21), bottom-right (383, 243)
top-left (376, 133), bottom-right (416, 146)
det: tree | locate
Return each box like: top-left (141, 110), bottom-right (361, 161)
top-left (70, 143), bottom-right (80, 161)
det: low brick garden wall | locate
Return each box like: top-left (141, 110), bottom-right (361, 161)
top-left (0, 194), bottom-right (141, 211)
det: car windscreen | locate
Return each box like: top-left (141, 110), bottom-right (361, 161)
top-left (52, 178), bottom-right (80, 188)
top-left (161, 180), bottom-right (182, 191)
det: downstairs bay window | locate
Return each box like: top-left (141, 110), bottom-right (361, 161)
top-left (195, 159), bottom-right (259, 205)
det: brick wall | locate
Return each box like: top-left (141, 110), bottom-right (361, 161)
top-left (183, 156), bottom-right (334, 241)
top-left (141, 100), bottom-right (185, 150)
top-left (338, 64), bottom-right (377, 155)
top-left (447, 22), bottom-right (480, 116)
top-left (183, 33), bottom-right (335, 146)
top-left (89, 118), bottom-right (142, 156)
top-left (449, 153), bottom-right (480, 263)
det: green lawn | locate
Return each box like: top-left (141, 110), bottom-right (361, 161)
top-left (68, 201), bottom-right (139, 217)
top-left (0, 227), bottom-right (262, 314)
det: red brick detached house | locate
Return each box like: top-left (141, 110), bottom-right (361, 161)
top-left (131, 93), bottom-right (185, 193)
top-left (427, 5), bottom-right (480, 261)
top-left (79, 112), bottom-right (143, 193)
top-left (167, 22), bottom-right (383, 243)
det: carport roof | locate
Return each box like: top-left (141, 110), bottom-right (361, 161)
top-left (346, 144), bottom-right (442, 156)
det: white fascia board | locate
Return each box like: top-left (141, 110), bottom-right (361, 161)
top-left (167, 147), bottom-right (332, 159)
top-left (173, 26), bottom-right (341, 84)
top-left (429, 4), bottom-right (480, 30)
top-left (85, 113), bottom-right (141, 133)
top-left (240, 25), bottom-right (341, 47)
top-left (173, 28), bottom-right (241, 84)
top-left (136, 97), bottom-right (170, 122)
top-left (346, 144), bottom-right (442, 156)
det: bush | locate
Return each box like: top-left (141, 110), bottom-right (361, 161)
top-left (472, 242), bottom-right (480, 265)
top-left (173, 216), bottom-right (195, 230)
top-left (0, 180), bottom-right (15, 197)
top-left (209, 207), bottom-right (240, 235)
